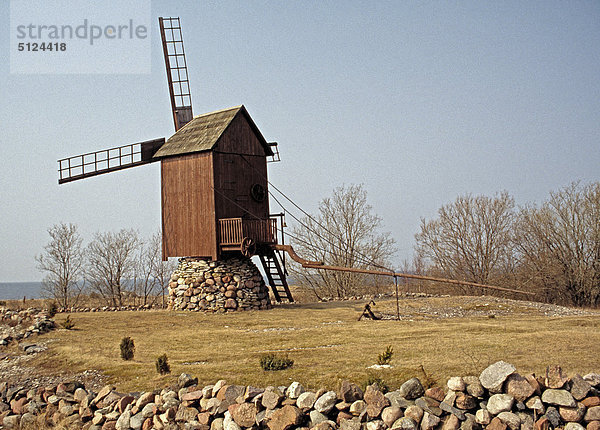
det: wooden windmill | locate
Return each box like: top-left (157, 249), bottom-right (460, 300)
top-left (57, 17), bottom-right (293, 302)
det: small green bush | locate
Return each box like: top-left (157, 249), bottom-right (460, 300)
top-left (377, 345), bottom-right (394, 365)
top-left (156, 354), bottom-right (171, 375)
top-left (120, 336), bottom-right (135, 361)
top-left (47, 302), bottom-right (58, 317)
top-left (61, 315), bottom-right (75, 330)
top-left (259, 353), bottom-right (294, 371)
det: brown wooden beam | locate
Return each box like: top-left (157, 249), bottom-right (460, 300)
top-left (274, 244), bottom-right (535, 297)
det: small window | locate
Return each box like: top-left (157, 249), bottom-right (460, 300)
top-left (250, 183), bottom-right (266, 202)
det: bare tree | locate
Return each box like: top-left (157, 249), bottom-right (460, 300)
top-left (515, 182), bottom-right (600, 306)
top-left (132, 232), bottom-right (177, 307)
top-left (289, 184), bottom-right (396, 299)
top-left (86, 229), bottom-right (140, 306)
top-left (414, 191), bottom-right (517, 286)
top-left (148, 231), bottom-right (178, 308)
top-left (131, 239), bottom-right (156, 306)
top-left (36, 223), bottom-right (85, 308)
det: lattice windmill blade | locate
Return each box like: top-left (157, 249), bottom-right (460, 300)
top-left (57, 138), bottom-right (164, 184)
top-left (159, 17), bottom-right (193, 132)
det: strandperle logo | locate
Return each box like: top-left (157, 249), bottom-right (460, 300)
top-left (15, 19), bottom-right (148, 45)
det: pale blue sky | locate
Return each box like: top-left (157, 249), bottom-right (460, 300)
top-left (1, 1), bottom-right (599, 281)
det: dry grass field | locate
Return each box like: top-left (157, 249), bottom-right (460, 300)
top-left (8, 295), bottom-right (598, 393)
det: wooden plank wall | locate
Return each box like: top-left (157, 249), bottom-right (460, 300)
top-left (213, 112), bottom-right (270, 222)
top-left (161, 152), bottom-right (217, 260)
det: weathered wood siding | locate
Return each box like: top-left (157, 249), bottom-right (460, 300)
top-left (161, 152), bottom-right (217, 260)
top-left (213, 112), bottom-right (269, 222)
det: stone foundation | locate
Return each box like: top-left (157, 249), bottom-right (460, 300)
top-left (167, 257), bottom-right (272, 312)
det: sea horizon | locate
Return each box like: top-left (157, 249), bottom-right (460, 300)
top-left (0, 281), bottom-right (42, 300)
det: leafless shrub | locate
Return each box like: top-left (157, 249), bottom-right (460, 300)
top-left (131, 231), bottom-right (177, 307)
top-left (289, 184), bottom-right (396, 299)
top-left (36, 223), bottom-right (86, 308)
top-left (414, 191), bottom-right (517, 287)
top-left (514, 182), bottom-right (600, 307)
top-left (86, 229), bottom-right (140, 307)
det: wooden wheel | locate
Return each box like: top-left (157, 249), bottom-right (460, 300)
top-left (240, 237), bottom-right (257, 257)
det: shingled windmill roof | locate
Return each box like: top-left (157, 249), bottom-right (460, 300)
top-left (153, 105), bottom-right (273, 158)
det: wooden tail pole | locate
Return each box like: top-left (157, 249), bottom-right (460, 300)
top-left (274, 245), bottom-right (535, 297)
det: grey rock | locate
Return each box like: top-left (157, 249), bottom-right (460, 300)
top-left (386, 391), bottom-right (416, 408)
top-left (212, 380), bottom-right (227, 397)
top-left (459, 414), bottom-right (478, 430)
top-left (569, 374), bottom-right (591, 400)
top-left (141, 402), bottom-right (156, 418)
top-left (340, 381), bottom-right (364, 403)
top-left (262, 386), bottom-right (284, 410)
top-left (310, 410), bottom-right (329, 426)
top-left (497, 412), bottom-right (521, 430)
top-left (314, 391), bottom-right (338, 414)
top-left (130, 412), bottom-right (145, 430)
top-left (444, 391), bottom-right (458, 406)
top-left (584, 406), bottom-right (600, 422)
top-left (220, 385), bottom-right (245, 403)
top-left (340, 417), bottom-right (362, 430)
top-left (3, 415), bottom-right (20, 429)
top-left (518, 412), bottom-right (534, 430)
top-left (367, 420), bottom-right (386, 430)
top-left (448, 377), bottom-right (466, 392)
top-left (244, 386), bottom-right (263, 401)
top-left (222, 410), bottom-right (233, 429)
top-left (544, 407), bottom-right (561, 427)
top-left (211, 417), bottom-right (224, 430)
top-left (486, 394), bottom-right (515, 415)
top-left (176, 405), bottom-right (200, 422)
top-left (399, 379), bottom-right (425, 400)
top-left (420, 412), bottom-right (441, 430)
top-left (564, 424), bottom-right (585, 430)
top-left (541, 389), bottom-right (576, 407)
top-left (583, 373), bottom-right (600, 387)
top-left (475, 409), bottom-right (491, 425)
top-left (115, 404), bottom-right (132, 430)
top-left (297, 391), bottom-right (317, 409)
top-left (178, 373), bottom-right (198, 389)
top-left (202, 385), bottom-right (215, 399)
top-left (349, 400), bottom-right (367, 416)
top-left (204, 397), bottom-right (222, 414)
top-left (440, 402), bottom-right (466, 420)
top-left (525, 396), bottom-right (544, 414)
top-left (392, 417), bottom-right (418, 430)
top-left (225, 421), bottom-right (241, 430)
top-left (415, 397), bottom-right (442, 416)
top-left (479, 361), bottom-right (516, 390)
top-left (286, 382), bottom-right (305, 399)
top-left (381, 406), bottom-right (404, 427)
top-left (19, 413), bottom-right (36, 428)
top-left (464, 377), bottom-right (485, 398)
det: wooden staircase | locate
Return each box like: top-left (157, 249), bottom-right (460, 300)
top-left (259, 249), bottom-right (294, 302)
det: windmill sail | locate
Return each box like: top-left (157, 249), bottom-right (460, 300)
top-left (159, 17), bottom-right (193, 132)
top-left (58, 138), bottom-right (164, 184)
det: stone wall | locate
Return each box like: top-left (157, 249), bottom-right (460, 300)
top-left (168, 257), bottom-right (272, 312)
top-left (0, 307), bottom-right (56, 347)
top-left (1, 362), bottom-right (599, 429)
